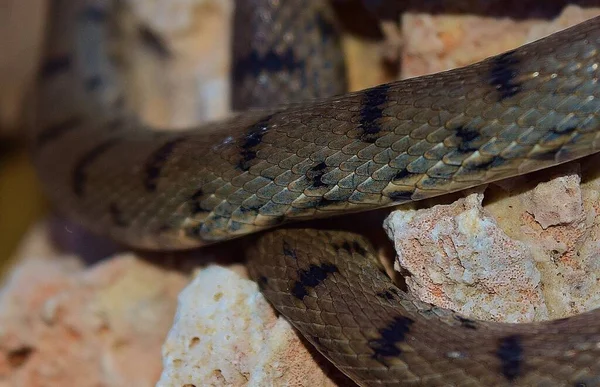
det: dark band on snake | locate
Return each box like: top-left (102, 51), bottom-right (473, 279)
top-left (359, 83), bottom-right (390, 143)
top-left (143, 137), bottom-right (185, 192)
top-left (368, 316), bottom-right (415, 364)
top-left (496, 334), bottom-right (524, 381)
top-left (282, 241), bottom-right (298, 260)
top-left (72, 138), bottom-right (119, 196)
top-left (292, 262), bottom-right (339, 301)
top-left (36, 116), bottom-right (82, 148)
top-left (455, 315), bottom-right (479, 330)
top-left (489, 49), bottom-right (522, 101)
top-left (233, 48), bottom-right (305, 86)
top-left (41, 56), bottom-right (71, 78)
top-left (455, 125), bottom-right (484, 153)
top-left (237, 114), bottom-right (274, 171)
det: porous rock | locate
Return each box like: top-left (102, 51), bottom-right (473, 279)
top-left (385, 159), bottom-right (600, 323)
top-left (157, 265), bottom-right (340, 387)
top-left (0, 252), bottom-right (187, 387)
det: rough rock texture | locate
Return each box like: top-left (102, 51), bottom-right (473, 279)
top-left (384, 157), bottom-right (600, 323)
top-left (384, 192), bottom-right (547, 323)
top-left (0, 251), bottom-right (188, 387)
top-left (158, 265), bottom-right (340, 387)
top-left (402, 4), bottom-right (600, 79)
top-left (488, 160), bottom-right (600, 319)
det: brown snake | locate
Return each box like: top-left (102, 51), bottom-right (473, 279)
top-left (30, 0), bottom-right (600, 385)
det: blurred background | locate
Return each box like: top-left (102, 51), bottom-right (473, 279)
top-left (0, 0), bottom-right (48, 276)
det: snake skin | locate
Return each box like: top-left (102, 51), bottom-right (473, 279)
top-left (30, 0), bottom-right (600, 385)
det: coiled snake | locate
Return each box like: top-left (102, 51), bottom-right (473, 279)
top-left (31, 0), bottom-right (600, 385)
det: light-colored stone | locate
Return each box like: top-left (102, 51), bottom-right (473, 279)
top-left (401, 5), bottom-right (600, 79)
top-left (122, 0), bottom-right (234, 128)
top-left (158, 265), bottom-right (339, 387)
top-left (521, 169), bottom-right (584, 230)
top-left (384, 193), bottom-right (547, 323)
top-left (385, 158), bottom-right (600, 323)
top-left (0, 253), bottom-right (188, 387)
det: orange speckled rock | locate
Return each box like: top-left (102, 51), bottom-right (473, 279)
top-left (0, 253), bottom-right (188, 387)
top-left (385, 155), bottom-right (600, 323)
top-left (401, 4), bottom-right (600, 79)
top-left (384, 193), bottom-right (547, 323)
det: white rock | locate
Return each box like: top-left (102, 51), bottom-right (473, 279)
top-left (384, 193), bottom-right (547, 323)
top-left (158, 265), bottom-right (339, 387)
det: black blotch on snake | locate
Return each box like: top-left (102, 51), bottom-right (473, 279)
top-left (496, 334), bottom-right (523, 381)
top-left (239, 202), bottom-right (264, 215)
top-left (187, 188), bottom-right (211, 215)
top-left (73, 139), bottom-right (119, 196)
top-left (283, 241), bottom-right (298, 260)
top-left (36, 116), bottom-right (82, 147)
top-left (352, 241), bottom-right (367, 256)
top-left (358, 83), bottom-right (390, 143)
top-left (341, 241), bottom-right (352, 252)
top-left (144, 137), bottom-right (185, 191)
top-left (455, 125), bottom-right (482, 153)
top-left (333, 241), bottom-right (363, 254)
top-left (312, 336), bottom-right (322, 347)
top-left (455, 315), bottom-right (478, 330)
top-left (376, 290), bottom-right (396, 301)
top-left (233, 48), bottom-right (304, 85)
top-left (307, 161), bottom-right (330, 188)
top-left (41, 56), bottom-right (71, 78)
top-left (257, 276), bottom-right (268, 290)
top-left (489, 49), bottom-right (522, 101)
top-left (387, 190), bottom-right (414, 202)
top-left (393, 168), bottom-right (412, 181)
top-left (237, 114), bottom-right (273, 171)
top-left (368, 316), bottom-right (415, 364)
top-left (291, 263), bottom-right (339, 300)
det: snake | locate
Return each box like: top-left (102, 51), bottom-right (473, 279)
top-left (29, 0), bottom-right (600, 385)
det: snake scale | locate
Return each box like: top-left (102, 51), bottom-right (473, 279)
top-left (30, 0), bottom-right (600, 385)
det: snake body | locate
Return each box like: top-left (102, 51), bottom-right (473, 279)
top-left (31, 0), bottom-right (600, 385)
